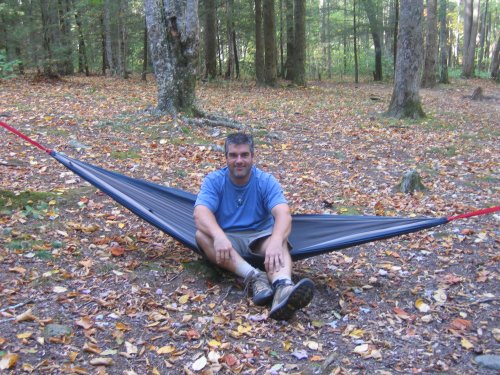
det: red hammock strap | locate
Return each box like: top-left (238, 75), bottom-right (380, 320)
top-left (0, 120), bottom-right (52, 154)
top-left (448, 206), bottom-right (500, 221)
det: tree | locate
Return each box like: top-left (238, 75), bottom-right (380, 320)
top-left (361, 0), bottom-right (383, 81)
top-left (255, 0), bottom-right (265, 84)
top-left (422, 0), bottom-right (438, 88)
top-left (144, 0), bottom-right (199, 115)
top-left (490, 34), bottom-right (500, 81)
top-left (477, 0), bottom-right (489, 71)
top-left (293, 0), bottom-right (306, 86)
top-left (438, 0), bottom-right (449, 84)
top-left (204, 0), bottom-right (217, 79)
top-left (263, 0), bottom-right (277, 86)
top-left (462, 0), bottom-right (480, 78)
top-left (225, 0), bottom-right (237, 79)
top-left (386, 0), bottom-right (425, 119)
top-left (284, 0), bottom-right (294, 80)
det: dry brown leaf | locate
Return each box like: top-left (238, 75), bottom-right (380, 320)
top-left (76, 316), bottom-right (94, 330)
top-left (89, 357), bottom-right (114, 366)
top-left (15, 309), bottom-right (37, 322)
top-left (0, 353), bottom-right (19, 370)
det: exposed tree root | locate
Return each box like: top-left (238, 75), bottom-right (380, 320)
top-left (182, 107), bottom-right (247, 131)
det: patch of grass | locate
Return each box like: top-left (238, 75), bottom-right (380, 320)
top-left (183, 259), bottom-right (223, 282)
top-left (96, 263), bottom-right (117, 275)
top-left (0, 190), bottom-right (58, 210)
top-left (110, 150), bottom-right (141, 160)
top-left (427, 145), bottom-right (457, 157)
top-left (35, 250), bottom-right (53, 259)
top-left (6, 240), bottom-right (44, 252)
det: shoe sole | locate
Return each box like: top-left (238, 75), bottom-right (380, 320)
top-left (253, 290), bottom-right (274, 306)
top-left (269, 278), bottom-right (314, 321)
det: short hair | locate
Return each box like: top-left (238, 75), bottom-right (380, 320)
top-left (224, 133), bottom-right (254, 155)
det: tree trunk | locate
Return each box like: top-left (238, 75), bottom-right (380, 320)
top-left (438, 0), bottom-right (449, 84)
top-left (118, 0), bottom-right (128, 79)
top-left (255, 0), bottom-right (265, 84)
top-left (462, 0), bottom-right (480, 78)
top-left (204, 0), bottom-right (217, 79)
top-left (103, 0), bottom-right (114, 76)
top-left (263, 0), bottom-right (277, 86)
top-left (361, 0), bottom-right (383, 81)
top-left (422, 0), bottom-right (438, 88)
top-left (279, 0), bottom-right (284, 76)
top-left (293, 0), bottom-right (306, 86)
top-left (490, 34), bottom-right (500, 81)
top-left (393, 0), bottom-right (398, 71)
top-left (39, 0), bottom-right (56, 77)
top-left (225, 0), bottom-right (236, 79)
top-left (386, 0), bottom-right (425, 119)
top-left (100, 15), bottom-right (107, 75)
top-left (142, 20), bottom-right (148, 81)
top-left (144, 0), bottom-right (199, 115)
top-left (284, 0), bottom-right (294, 80)
top-left (73, 0), bottom-right (89, 76)
top-left (477, 0), bottom-right (488, 71)
top-left (353, 0), bottom-right (359, 83)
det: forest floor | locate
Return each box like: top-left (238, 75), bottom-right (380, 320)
top-left (0, 75), bottom-right (498, 375)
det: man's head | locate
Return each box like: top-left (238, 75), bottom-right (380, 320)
top-left (224, 133), bottom-right (254, 156)
top-left (224, 133), bottom-right (254, 185)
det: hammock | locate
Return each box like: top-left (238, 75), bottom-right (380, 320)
top-left (1, 121), bottom-right (498, 266)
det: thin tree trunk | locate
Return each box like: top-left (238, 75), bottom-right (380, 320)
top-left (225, 0), bottom-right (236, 79)
top-left (142, 20), bottom-right (148, 81)
top-left (263, 0), bottom-right (277, 86)
top-left (353, 0), bottom-right (359, 83)
top-left (490, 34), bottom-right (500, 80)
top-left (438, 0), bottom-right (449, 84)
top-left (477, 0), bottom-right (488, 70)
top-left (386, 0), bottom-right (425, 119)
top-left (279, 0), bottom-right (284, 76)
top-left (393, 0), bottom-right (398, 72)
top-left (293, 0), bottom-right (306, 85)
top-left (103, 0), bottom-right (114, 76)
top-left (284, 0), bottom-right (294, 80)
top-left (255, 0), bottom-right (265, 83)
top-left (73, 0), bottom-right (89, 76)
top-left (204, 0), bottom-right (217, 79)
top-left (422, 0), bottom-right (438, 88)
top-left (361, 0), bottom-right (383, 81)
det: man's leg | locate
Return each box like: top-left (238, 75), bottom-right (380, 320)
top-left (254, 236), bottom-right (314, 321)
top-left (195, 231), bottom-right (274, 305)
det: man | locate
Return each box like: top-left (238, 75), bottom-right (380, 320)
top-left (194, 133), bottom-right (314, 321)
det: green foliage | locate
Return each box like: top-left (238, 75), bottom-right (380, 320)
top-left (0, 50), bottom-right (20, 79)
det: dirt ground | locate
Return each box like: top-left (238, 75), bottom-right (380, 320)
top-left (0, 76), bottom-right (498, 374)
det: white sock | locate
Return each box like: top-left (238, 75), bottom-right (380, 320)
top-left (234, 262), bottom-right (256, 279)
top-left (271, 276), bottom-right (292, 286)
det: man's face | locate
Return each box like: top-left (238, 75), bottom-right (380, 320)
top-left (226, 143), bottom-right (254, 185)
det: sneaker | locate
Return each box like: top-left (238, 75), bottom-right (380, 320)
top-left (269, 278), bottom-right (314, 321)
top-left (244, 270), bottom-right (274, 306)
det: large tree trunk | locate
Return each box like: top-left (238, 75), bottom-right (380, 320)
top-left (142, 20), bottom-right (148, 81)
top-left (361, 0), bottom-right (383, 81)
top-left (284, 0), bottom-right (294, 80)
top-left (39, 0), bottom-right (56, 77)
top-left (422, 0), bottom-right (438, 88)
top-left (255, 0), bottom-right (265, 84)
top-left (462, 0), bottom-right (480, 78)
top-left (293, 0), bottom-right (306, 86)
top-left (204, 0), bottom-right (217, 79)
top-left (386, 0), bottom-right (425, 119)
top-left (490, 34), bottom-right (500, 81)
top-left (438, 0), bottom-right (449, 84)
top-left (144, 0), bottom-right (199, 115)
top-left (263, 0), bottom-right (277, 86)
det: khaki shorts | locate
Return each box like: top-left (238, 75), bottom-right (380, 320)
top-left (226, 228), bottom-right (292, 259)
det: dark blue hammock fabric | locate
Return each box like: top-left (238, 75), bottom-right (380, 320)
top-left (51, 151), bottom-right (449, 265)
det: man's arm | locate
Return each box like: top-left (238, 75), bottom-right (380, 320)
top-left (193, 205), bottom-right (233, 265)
top-left (264, 203), bottom-right (292, 273)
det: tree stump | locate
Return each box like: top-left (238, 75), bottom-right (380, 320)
top-left (471, 87), bottom-right (484, 101)
top-left (395, 169), bottom-right (428, 194)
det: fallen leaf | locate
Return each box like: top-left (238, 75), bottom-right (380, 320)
top-left (393, 307), bottom-right (411, 320)
top-left (16, 331), bottom-right (33, 339)
top-left (110, 245), bottom-right (125, 256)
top-left (450, 318), bottom-right (472, 331)
top-left (460, 338), bottom-right (474, 349)
top-left (157, 345), bottom-right (176, 354)
top-left (0, 353), bottom-right (18, 370)
top-left (89, 357), bottom-right (113, 366)
top-left (75, 316), bottom-right (94, 330)
top-left (433, 289), bottom-right (447, 305)
top-left (15, 309), bottom-right (37, 322)
top-left (192, 355), bottom-right (207, 371)
top-left (353, 344), bottom-right (369, 354)
top-left (415, 299), bottom-right (431, 313)
top-left (53, 286), bottom-right (68, 293)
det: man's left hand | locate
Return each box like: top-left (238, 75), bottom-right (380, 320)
top-left (264, 237), bottom-right (286, 274)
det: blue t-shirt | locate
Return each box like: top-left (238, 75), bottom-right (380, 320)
top-left (195, 166), bottom-right (288, 232)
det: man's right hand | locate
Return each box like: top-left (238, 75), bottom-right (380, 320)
top-left (213, 235), bottom-right (233, 265)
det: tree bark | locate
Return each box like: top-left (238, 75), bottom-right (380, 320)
top-left (386, 0), bottom-right (425, 119)
top-left (255, 0), bottom-right (265, 84)
top-left (490, 34), bottom-right (500, 81)
top-left (144, 0), bottom-right (199, 115)
top-left (263, 0), bottom-right (277, 86)
top-left (438, 0), bottom-right (449, 84)
top-left (361, 0), bottom-right (383, 81)
top-left (353, 0), bottom-right (359, 83)
top-left (284, 0), bottom-right (294, 80)
top-left (422, 0), bottom-right (438, 88)
top-left (142, 20), bottom-right (148, 81)
top-left (103, 0), bottom-right (115, 76)
top-left (462, 0), bottom-right (480, 78)
top-left (293, 0), bottom-right (306, 86)
top-left (477, 0), bottom-right (488, 71)
top-left (204, 0), bottom-right (217, 79)
top-left (73, 0), bottom-right (89, 76)
top-left (225, 0), bottom-right (236, 79)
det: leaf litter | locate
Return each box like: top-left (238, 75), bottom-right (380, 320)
top-left (0, 76), bottom-right (498, 374)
